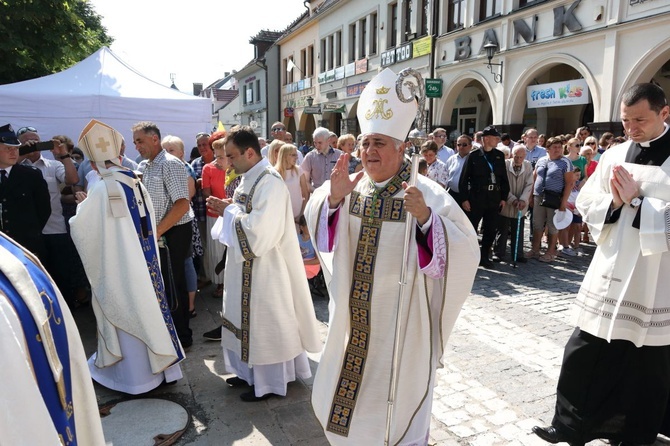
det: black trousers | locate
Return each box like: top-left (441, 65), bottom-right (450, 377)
top-left (553, 328), bottom-right (670, 444)
top-left (42, 233), bottom-right (75, 303)
top-left (467, 203), bottom-right (500, 258)
top-left (494, 214), bottom-right (525, 260)
top-left (161, 222), bottom-right (193, 345)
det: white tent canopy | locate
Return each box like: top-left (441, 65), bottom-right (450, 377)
top-left (0, 47), bottom-right (211, 161)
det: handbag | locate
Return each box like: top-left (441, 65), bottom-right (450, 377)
top-left (539, 159), bottom-right (563, 209)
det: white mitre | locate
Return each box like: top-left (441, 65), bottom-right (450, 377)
top-left (78, 119), bottom-right (123, 170)
top-left (357, 68), bottom-right (417, 142)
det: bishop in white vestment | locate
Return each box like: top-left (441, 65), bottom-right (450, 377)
top-left (0, 231), bottom-right (105, 446)
top-left (209, 126), bottom-right (321, 401)
top-left (70, 120), bottom-right (184, 395)
top-left (305, 68), bottom-right (480, 445)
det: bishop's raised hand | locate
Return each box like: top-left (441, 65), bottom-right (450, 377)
top-left (329, 153), bottom-right (363, 208)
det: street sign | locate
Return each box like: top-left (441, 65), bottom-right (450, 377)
top-left (426, 78), bottom-right (443, 98)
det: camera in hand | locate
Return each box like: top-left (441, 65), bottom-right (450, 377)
top-left (19, 141), bottom-right (54, 156)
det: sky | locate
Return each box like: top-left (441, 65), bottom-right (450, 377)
top-left (88, 0), bottom-right (309, 93)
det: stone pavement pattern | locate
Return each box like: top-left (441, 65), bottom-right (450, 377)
top-left (74, 238), bottom-right (670, 445)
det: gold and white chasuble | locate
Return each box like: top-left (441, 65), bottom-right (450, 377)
top-left (575, 141), bottom-right (670, 346)
top-left (212, 158), bottom-right (321, 366)
top-left (305, 164), bottom-right (480, 445)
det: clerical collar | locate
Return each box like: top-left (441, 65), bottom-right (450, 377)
top-left (638, 123), bottom-right (669, 148)
top-left (243, 157), bottom-right (269, 179)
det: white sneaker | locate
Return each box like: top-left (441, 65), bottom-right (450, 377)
top-left (562, 247), bottom-right (577, 257)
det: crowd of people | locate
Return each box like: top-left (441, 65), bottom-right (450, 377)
top-left (1, 76), bottom-right (668, 445)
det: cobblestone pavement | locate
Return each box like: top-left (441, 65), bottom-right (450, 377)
top-left (74, 235), bottom-right (670, 445)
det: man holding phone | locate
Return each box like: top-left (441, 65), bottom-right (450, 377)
top-left (18, 126), bottom-right (79, 303)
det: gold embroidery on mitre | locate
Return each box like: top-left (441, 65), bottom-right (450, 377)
top-left (376, 85), bottom-right (390, 94)
top-left (364, 99), bottom-right (394, 120)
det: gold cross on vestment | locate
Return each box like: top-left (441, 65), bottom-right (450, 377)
top-left (95, 137), bottom-right (110, 152)
top-left (361, 232), bottom-right (373, 258)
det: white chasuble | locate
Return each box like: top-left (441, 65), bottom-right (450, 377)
top-left (212, 159), bottom-right (321, 366)
top-left (70, 169), bottom-right (184, 383)
top-left (575, 142), bottom-right (670, 346)
top-left (305, 163), bottom-right (480, 445)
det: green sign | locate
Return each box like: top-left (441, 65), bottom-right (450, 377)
top-left (425, 78), bottom-right (443, 98)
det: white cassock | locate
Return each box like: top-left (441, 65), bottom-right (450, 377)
top-left (574, 141), bottom-right (670, 346)
top-left (211, 158), bottom-right (321, 397)
top-left (70, 168), bottom-right (184, 394)
top-left (305, 163), bottom-right (480, 445)
top-left (0, 233), bottom-right (105, 446)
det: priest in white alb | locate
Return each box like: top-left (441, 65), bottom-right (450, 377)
top-left (70, 120), bottom-right (184, 395)
top-left (208, 125), bottom-right (321, 402)
top-left (0, 231), bottom-right (105, 445)
top-left (305, 68), bottom-right (480, 445)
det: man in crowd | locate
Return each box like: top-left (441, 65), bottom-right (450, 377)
top-left (265, 122), bottom-right (303, 164)
top-left (71, 119), bottom-right (184, 394)
top-left (459, 126), bottom-right (509, 269)
top-left (191, 131), bottom-right (214, 286)
top-left (301, 126), bottom-right (342, 191)
top-left (0, 230), bottom-right (104, 445)
top-left (522, 128), bottom-right (546, 167)
top-left (207, 125), bottom-right (320, 402)
top-left (498, 133), bottom-right (515, 151)
top-left (305, 68), bottom-right (479, 445)
top-left (134, 121), bottom-right (194, 348)
top-left (533, 83), bottom-right (670, 445)
top-left (494, 144), bottom-right (533, 263)
top-left (445, 134), bottom-right (473, 205)
top-left (0, 124), bottom-right (50, 259)
top-left (473, 130), bottom-right (484, 148)
top-left (18, 126), bottom-right (79, 300)
top-left (432, 127), bottom-right (455, 163)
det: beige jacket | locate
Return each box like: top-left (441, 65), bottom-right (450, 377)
top-left (500, 159), bottom-right (534, 218)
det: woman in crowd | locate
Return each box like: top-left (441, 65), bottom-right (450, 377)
top-left (564, 138), bottom-right (588, 182)
top-left (202, 139), bottom-right (228, 298)
top-left (337, 133), bottom-right (363, 174)
top-left (575, 125), bottom-right (591, 143)
top-left (162, 135), bottom-right (202, 316)
top-left (526, 137), bottom-right (574, 263)
top-left (419, 140), bottom-right (449, 188)
top-left (596, 132), bottom-right (614, 160)
top-left (538, 134), bottom-right (547, 148)
top-left (275, 143), bottom-right (310, 220)
top-left (267, 139), bottom-right (283, 166)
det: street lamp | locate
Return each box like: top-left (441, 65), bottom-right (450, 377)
top-left (483, 42), bottom-right (503, 84)
top-left (306, 96), bottom-right (314, 107)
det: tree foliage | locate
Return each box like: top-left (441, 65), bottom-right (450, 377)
top-left (0, 0), bottom-right (113, 84)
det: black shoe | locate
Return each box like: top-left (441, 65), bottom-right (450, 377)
top-left (240, 387), bottom-right (275, 402)
top-left (180, 338), bottom-right (193, 349)
top-left (492, 254), bottom-right (504, 263)
top-left (479, 259), bottom-right (495, 269)
top-left (189, 309), bottom-right (197, 318)
top-left (532, 426), bottom-right (582, 445)
top-left (203, 326), bottom-right (222, 341)
top-left (225, 376), bottom-right (249, 387)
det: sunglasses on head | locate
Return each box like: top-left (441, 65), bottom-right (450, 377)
top-left (17, 126), bottom-right (37, 136)
top-left (196, 132), bottom-right (210, 138)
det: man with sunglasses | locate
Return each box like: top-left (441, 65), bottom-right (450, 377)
top-left (266, 122), bottom-right (303, 164)
top-left (432, 127), bottom-right (455, 164)
top-left (445, 134), bottom-right (473, 206)
top-left (0, 124), bottom-right (51, 259)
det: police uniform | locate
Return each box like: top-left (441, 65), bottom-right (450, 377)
top-left (458, 145), bottom-right (509, 264)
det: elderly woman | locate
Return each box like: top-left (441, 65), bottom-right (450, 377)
top-left (420, 140), bottom-right (449, 188)
top-left (337, 133), bottom-right (362, 174)
top-left (526, 137), bottom-right (574, 263)
top-left (161, 135), bottom-right (201, 315)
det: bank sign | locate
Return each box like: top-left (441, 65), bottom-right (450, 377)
top-left (526, 79), bottom-right (589, 108)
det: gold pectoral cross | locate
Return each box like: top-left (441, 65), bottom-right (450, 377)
top-left (361, 230), bottom-right (373, 258)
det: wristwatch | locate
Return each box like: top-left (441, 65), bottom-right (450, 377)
top-left (59, 154), bottom-right (71, 160)
top-left (630, 196), bottom-right (643, 208)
